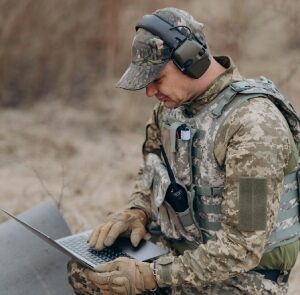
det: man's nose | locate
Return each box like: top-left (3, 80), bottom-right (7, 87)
top-left (146, 82), bottom-right (158, 97)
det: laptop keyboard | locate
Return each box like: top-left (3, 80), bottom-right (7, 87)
top-left (58, 234), bottom-right (130, 264)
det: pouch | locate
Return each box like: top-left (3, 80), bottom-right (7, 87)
top-left (161, 122), bottom-right (196, 186)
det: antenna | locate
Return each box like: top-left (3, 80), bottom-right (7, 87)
top-left (159, 144), bottom-right (176, 183)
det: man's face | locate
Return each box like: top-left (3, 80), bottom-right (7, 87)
top-left (145, 61), bottom-right (195, 108)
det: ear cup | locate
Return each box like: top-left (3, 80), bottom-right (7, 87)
top-left (172, 38), bottom-right (210, 78)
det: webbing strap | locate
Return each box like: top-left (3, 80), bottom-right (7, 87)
top-left (192, 164), bottom-right (201, 175)
top-left (200, 220), bottom-right (221, 231)
top-left (177, 209), bottom-right (194, 227)
top-left (211, 87), bottom-right (238, 118)
top-left (192, 147), bottom-right (202, 158)
top-left (194, 129), bottom-right (206, 140)
top-left (200, 203), bottom-right (222, 215)
top-left (195, 186), bottom-right (224, 196)
top-left (211, 90), bottom-right (267, 119)
top-left (267, 222), bottom-right (300, 247)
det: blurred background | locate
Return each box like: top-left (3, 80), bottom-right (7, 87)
top-left (0, 0), bottom-right (299, 293)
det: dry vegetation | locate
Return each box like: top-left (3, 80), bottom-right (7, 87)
top-left (0, 0), bottom-right (299, 293)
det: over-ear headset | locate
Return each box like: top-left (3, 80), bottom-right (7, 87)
top-left (136, 14), bottom-right (211, 79)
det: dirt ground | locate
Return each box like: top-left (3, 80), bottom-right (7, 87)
top-left (0, 94), bottom-right (299, 293)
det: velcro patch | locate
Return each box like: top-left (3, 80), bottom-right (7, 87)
top-left (238, 177), bottom-right (267, 231)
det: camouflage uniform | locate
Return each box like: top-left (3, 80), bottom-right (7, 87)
top-left (68, 8), bottom-right (299, 295)
top-left (127, 56), bottom-right (295, 295)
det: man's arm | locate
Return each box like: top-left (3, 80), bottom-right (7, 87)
top-left (127, 102), bottom-right (163, 221)
top-left (88, 103), bottom-right (163, 249)
top-left (153, 97), bottom-right (294, 288)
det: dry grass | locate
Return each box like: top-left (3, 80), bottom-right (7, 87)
top-left (0, 0), bottom-right (299, 107)
top-left (0, 0), bottom-right (299, 294)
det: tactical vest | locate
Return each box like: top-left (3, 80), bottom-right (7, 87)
top-left (145, 76), bottom-right (300, 253)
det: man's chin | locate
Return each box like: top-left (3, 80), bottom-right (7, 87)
top-left (163, 101), bottom-right (179, 109)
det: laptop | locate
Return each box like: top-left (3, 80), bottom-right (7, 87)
top-left (0, 208), bottom-right (168, 270)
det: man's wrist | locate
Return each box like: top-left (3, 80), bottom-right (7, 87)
top-left (152, 256), bottom-right (176, 287)
top-left (127, 207), bottom-right (149, 225)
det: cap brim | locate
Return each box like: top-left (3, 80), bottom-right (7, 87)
top-left (116, 62), bottom-right (167, 90)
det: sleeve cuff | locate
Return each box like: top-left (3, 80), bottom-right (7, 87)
top-left (154, 256), bottom-right (177, 287)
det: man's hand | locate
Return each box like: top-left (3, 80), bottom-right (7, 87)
top-left (85, 257), bottom-right (157, 295)
top-left (88, 209), bottom-right (150, 250)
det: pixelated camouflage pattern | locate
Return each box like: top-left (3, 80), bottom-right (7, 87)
top-left (116, 8), bottom-right (206, 90)
top-left (67, 260), bottom-right (102, 295)
top-left (68, 258), bottom-right (289, 295)
top-left (143, 153), bottom-right (171, 208)
top-left (154, 256), bottom-right (288, 294)
top-left (174, 138), bottom-right (193, 184)
top-left (142, 152), bottom-right (201, 241)
top-left (129, 56), bottom-right (297, 292)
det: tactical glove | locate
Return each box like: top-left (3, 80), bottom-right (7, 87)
top-left (88, 208), bottom-right (150, 250)
top-left (86, 257), bottom-right (157, 295)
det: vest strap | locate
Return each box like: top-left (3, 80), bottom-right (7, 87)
top-left (211, 90), bottom-right (267, 119)
top-left (266, 223), bottom-right (300, 252)
top-left (199, 203), bottom-right (222, 215)
top-left (199, 219), bottom-right (221, 231)
top-left (177, 208), bottom-right (195, 227)
top-left (192, 164), bottom-right (201, 176)
top-left (211, 87), bottom-right (237, 118)
top-left (192, 146), bottom-right (202, 158)
top-left (195, 186), bottom-right (224, 196)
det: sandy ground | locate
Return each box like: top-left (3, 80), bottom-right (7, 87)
top-left (0, 99), bottom-right (299, 294)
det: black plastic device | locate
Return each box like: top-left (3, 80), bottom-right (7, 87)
top-left (136, 14), bottom-right (211, 79)
top-left (160, 144), bottom-right (189, 212)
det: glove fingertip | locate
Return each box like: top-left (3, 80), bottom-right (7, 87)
top-left (131, 235), bottom-right (142, 247)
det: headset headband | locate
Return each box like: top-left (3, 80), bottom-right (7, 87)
top-left (135, 14), bottom-right (187, 49)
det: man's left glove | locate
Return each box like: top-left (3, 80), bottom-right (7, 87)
top-left (85, 257), bottom-right (157, 295)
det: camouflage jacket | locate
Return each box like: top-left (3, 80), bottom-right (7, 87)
top-left (128, 56), bottom-right (297, 289)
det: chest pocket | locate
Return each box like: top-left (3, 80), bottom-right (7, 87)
top-left (161, 121), bottom-right (196, 186)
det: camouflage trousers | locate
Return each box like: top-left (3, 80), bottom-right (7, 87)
top-left (67, 260), bottom-right (289, 295)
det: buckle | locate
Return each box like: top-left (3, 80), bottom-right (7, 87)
top-left (230, 81), bottom-right (252, 93)
top-left (277, 270), bottom-right (290, 284)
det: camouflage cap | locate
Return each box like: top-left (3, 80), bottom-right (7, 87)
top-left (116, 7), bottom-right (206, 90)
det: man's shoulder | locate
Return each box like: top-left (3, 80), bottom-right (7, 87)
top-left (233, 96), bottom-right (287, 128)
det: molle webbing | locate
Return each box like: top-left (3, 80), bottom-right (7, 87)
top-left (265, 170), bottom-right (300, 252)
top-left (194, 186), bottom-right (223, 234)
top-left (193, 170), bottom-right (300, 251)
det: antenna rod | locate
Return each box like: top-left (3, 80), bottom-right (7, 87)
top-left (159, 144), bottom-right (176, 184)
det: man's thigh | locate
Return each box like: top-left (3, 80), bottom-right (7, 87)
top-left (67, 260), bottom-right (102, 295)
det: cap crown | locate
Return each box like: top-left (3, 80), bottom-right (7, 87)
top-left (132, 8), bottom-right (206, 66)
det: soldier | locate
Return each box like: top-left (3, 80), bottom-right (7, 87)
top-left (68, 7), bottom-right (300, 295)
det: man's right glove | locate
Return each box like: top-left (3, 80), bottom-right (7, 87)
top-left (88, 208), bottom-right (150, 250)
top-left (86, 257), bottom-right (157, 295)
